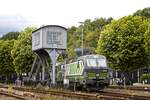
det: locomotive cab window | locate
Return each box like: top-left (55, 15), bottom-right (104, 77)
top-left (97, 59), bottom-right (107, 67)
top-left (86, 58), bottom-right (107, 67)
top-left (86, 58), bottom-right (97, 67)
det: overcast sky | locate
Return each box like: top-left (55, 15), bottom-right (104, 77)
top-left (0, 0), bottom-right (149, 36)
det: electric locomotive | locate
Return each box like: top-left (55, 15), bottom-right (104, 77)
top-left (56, 54), bottom-right (110, 90)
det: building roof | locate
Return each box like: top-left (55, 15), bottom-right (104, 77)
top-left (32, 25), bottom-right (67, 33)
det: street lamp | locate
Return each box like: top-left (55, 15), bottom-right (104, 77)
top-left (79, 22), bottom-right (84, 56)
top-left (81, 28), bottom-right (84, 55)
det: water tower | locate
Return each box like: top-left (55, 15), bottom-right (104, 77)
top-left (29, 25), bottom-right (67, 85)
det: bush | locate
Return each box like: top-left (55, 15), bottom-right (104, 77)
top-left (140, 73), bottom-right (150, 84)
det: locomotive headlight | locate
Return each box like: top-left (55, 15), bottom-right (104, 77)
top-left (96, 73), bottom-right (99, 76)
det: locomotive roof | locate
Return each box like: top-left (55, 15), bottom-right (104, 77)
top-left (77, 54), bottom-right (106, 60)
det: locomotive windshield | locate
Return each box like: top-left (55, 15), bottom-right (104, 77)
top-left (86, 58), bottom-right (97, 67)
top-left (97, 58), bottom-right (107, 67)
top-left (86, 58), bottom-right (107, 67)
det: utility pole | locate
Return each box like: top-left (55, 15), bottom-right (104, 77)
top-left (79, 22), bottom-right (84, 56)
top-left (81, 28), bottom-right (84, 56)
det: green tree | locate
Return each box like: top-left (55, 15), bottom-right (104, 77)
top-left (0, 40), bottom-right (15, 80)
top-left (84, 31), bottom-right (98, 52)
top-left (0, 32), bottom-right (19, 40)
top-left (140, 73), bottom-right (150, 83)
top-left (67, 17), bottom-right (113, 59)
top-left (144, 22), bottom-right (150, 63)
top-left (133, 7), bottom-right (150, 18)
top-left (96, 16), bottom-right (150, 73)
top-left (81, 17), bottom-right (113, 50)
top-left (11, 27), bottom-right (36, 75)
top-left (67, 26), bottom-right (78, 60)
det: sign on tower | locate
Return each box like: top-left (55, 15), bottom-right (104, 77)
top-left (32, 25), bottom-right (67, 51)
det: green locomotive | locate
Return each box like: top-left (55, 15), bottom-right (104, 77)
top-left (56, 54), bottom-right (110, 90)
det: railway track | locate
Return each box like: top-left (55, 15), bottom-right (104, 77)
top-left (0, 91), bottom-right (26, 100)
top-left (98, 91), bottom-right (150, 100)
top-left (14, 87), bottom-right (98, 100)
top-left (1, 84), bottom-right (150, 100)
top-left (108, 85), bottom-right (150, 92)
top-left (14, 87), bottom-right (150, 100)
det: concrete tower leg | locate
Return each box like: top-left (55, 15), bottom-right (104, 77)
top-left (46, 49), bottom-right (61, 86)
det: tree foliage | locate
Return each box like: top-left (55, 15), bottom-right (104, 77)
top-left (11, 27), bottom-right (36, 75)
top-left (67, 17), bottom-right (113, 59)
top-left (144, 22), bottom-right (150, 62)
top-left (80, 17), bottom-right (113, 49)
top-left (67, 26), bottom-right (78, 60)
top-left (133, 7), bottom-right (150, 18)
top-left (96, 16), bottom-right (150, 72)
top-left (0, 40), bottom-right (15, 75)
top-left (0, 32), bottom-right (19, 40)
top-left (140, 73), bottom-right (150, 83)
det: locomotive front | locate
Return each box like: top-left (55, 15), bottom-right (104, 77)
top-left (78, 55), bottom-right (110, 90)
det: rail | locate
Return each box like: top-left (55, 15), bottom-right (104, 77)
top-left (1, 84), bottom-right (150, 100)
top-left (109, 85), bottom-right (150, 92)
top-left (0, 91), bottom-right (26, 100)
